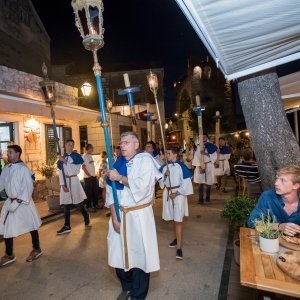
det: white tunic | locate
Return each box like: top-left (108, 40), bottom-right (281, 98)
top-left (59, 155), bottom-right (86, 205)
top-left (106, 152), bottom-right (162, 273)
top-left (214, 153), bottom-right (231, 176)
top-left (0, 162), bottom-right (41, 238)
top-left (192, 144), bottom-right (217, 185)
top-left (160, 163), bottom-right (193, 222)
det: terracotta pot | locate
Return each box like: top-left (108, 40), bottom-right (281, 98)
top-left (233, 239), bottom-right (240, 265)
top-left (259, 236), bottom-right (279, 253)
top-left (46, 195), bottom-right (61, 211)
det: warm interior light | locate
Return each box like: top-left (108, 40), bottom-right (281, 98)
top-left (171, 135), bottom-right (176, 140)
top-left (26, 118), bottom-right (39, 131)
top-left (234, 133), bottom-right (239, 138)
top-left (81, 81), bottom-right (92, 97)
top-left (245, 132), bottom-right (250, 137)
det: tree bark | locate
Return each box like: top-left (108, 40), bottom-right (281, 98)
top-left (237, 70), bottom-right (300, 190)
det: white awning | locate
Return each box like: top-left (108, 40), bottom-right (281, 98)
top-left (279, 71), bottom-right (300, 110)
top-left (0, 91), bottom-right (100, 122)
top-left (175, 0), bottom-right (300, 80)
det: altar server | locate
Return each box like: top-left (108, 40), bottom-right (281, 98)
top-left (0, 145), bottom-right (42, 267)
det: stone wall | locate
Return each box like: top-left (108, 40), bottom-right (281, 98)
top-left (0, 0), bottom-right (51, 77)
top-left (0, 65), bottom-right (79, 105)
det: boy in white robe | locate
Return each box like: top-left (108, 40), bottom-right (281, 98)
top-left (159, 145), bottom-right (193, 260)
top-left (192, 134), bottom-right (217, 204)
top-left (0, 145), bottom-right (42, 267)
top-left (107, 132), bottom-right (162, 300)
top-left (56, 139), bottom-right (90, 235)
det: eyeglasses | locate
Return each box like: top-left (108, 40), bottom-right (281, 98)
top-left (119, 141), bottom-right (138, 146)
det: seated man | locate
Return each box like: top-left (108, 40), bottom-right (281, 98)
top-left (234, 148), bottom-right (262, 199)
top-left (247, 165), bottom-right (300, 237)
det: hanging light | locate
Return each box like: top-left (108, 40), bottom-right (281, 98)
top-left (81, 81), bottom-right (92, 97)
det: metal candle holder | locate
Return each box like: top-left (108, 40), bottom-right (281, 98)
top-left (71, 0), bottom-right (120, 221)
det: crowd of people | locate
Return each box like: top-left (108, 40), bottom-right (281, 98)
top-left (0, 132), bottom-right (299, 300)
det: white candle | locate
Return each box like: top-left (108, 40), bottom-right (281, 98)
top-left (123, 73), bottom-right (130, 88)
top-left (196, 95), bottom-right (200, 106)
top-left (216, 111), bottom-right (220, 117)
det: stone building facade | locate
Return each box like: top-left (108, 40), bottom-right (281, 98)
top-left (0, 0), bottom-right (51, 77)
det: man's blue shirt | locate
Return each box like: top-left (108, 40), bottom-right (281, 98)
top-left (247, 189), bottom-right (300, 228)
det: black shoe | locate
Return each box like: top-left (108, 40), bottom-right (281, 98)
top-left (84, 213), bottom-right (90, 226)
top-left (198, 200), bottom-right (204, 204)
top-left (206, 198), bottom-right (211, 202)
top-left (57, 226), bottom-right (71, 235)
top-left (117, 291), bottom-right (130, 300)
top-left (176, 249), bottom-right (183, 260)
top-left (168, 239), bottom-right (177, 248)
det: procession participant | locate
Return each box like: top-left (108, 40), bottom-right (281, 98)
top-left (215, 137), bottom-right (231, 193)
top-left (145, 140), bottom-right (163, 166)
top-left (182, 142), bottom-right (194, 171)
top-left (98, 151), bottom-right (108, 204)
top-left (192, 133), bottom-right (218, 204)
top-left (114, 146), bottom-right (122, 162)
top-left (0, 145), bottom-right (42, 267)
top-left (106, 132), bottom-right (162, 300)
top-left (82, 144), bottom-right (100, 212)
top-left (247, 165), bottom-right (300, 236)
top-left (159, 145), bottom-right (193, 260)
top-left (57, 139), bottom-right (90, 235)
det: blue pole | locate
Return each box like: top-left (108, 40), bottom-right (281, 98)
top-left (95, 74), bottom-right (120, 222)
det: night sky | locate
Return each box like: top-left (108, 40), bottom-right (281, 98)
top-left (31, 0), bottom-right (208, 117)
top-left (31, 0), bottom-right (299, 117)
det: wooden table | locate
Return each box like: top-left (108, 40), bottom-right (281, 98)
top-left (240, 227), bottom-right (300, 298)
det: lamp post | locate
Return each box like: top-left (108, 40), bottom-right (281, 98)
top-left (39, 62), bottom-right (67, 188)
top-left (71, 0), bottom-right (120, 221)
top-left (147, 71), bottom-right (173, 194)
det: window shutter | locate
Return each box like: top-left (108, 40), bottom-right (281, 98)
top-left (63, 127), bottom-right (72, 142)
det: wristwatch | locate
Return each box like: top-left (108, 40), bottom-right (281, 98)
top-left (119, 175), bottom-right (124, 184)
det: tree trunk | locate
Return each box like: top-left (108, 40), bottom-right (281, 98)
top-left (237, 70), bottom-right (300, 190)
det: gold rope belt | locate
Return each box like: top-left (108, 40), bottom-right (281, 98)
top-left (120, 201), bottom-right (153, 269)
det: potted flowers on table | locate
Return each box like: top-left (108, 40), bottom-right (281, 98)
top-left (254, 210), bottom-right (282, 254)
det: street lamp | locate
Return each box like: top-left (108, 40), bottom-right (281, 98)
top-left (39, 62), bottom-right (67, 188)
top-left (71, 0), bottom-right (120, 222)
top-left (81, 81), bottom-right (92, 97)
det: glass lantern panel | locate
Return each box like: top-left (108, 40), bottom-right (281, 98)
top-left (89, 6), bottom-right (100, 34)
top-left (78, 8), bottom-right (89, 36)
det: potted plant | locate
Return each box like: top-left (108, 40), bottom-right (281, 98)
top-left (37, 162), bottom-right (61, 211)
top-left (254, 210), bottom-right (282, 254)
top-left (221, 196), bottom-right (256, 264)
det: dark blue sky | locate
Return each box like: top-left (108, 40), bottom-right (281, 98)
top-left (32, 0), bottom-right (299, 117)
top-left (32, 0), bottom-right (208, 117)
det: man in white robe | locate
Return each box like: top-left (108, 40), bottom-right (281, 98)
top-left (56, 139), bottom-right (89, 235)
top-left (107, 132), bottom-right (162, 300)
top-left (159, 145), bottom-right (193, 260)
top-left (214, 137), bottom-right (231, 193)
top-left (192, 134), bottom-right (217, 204)
top-left (0, 145), bottom-right (42, 267)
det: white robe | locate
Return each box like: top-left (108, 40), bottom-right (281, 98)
top-left (106, 152), bottom-right (162, 273)
top-left (192, 145), bottom-right (217, 185)
top-left (214, 153), bottom-right (231, 176)
top-left (59, 155), bottom-right (86, 205)
top-left (0, 162), bottom-right (41, 238)
top-left (160, 163), bottom-right (193, 222)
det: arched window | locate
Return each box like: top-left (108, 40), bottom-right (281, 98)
top-left (193, 66), bottom-right (202, 79)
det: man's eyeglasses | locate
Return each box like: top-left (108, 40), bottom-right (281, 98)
top-left (119, 141), bottom-right (138, 146)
